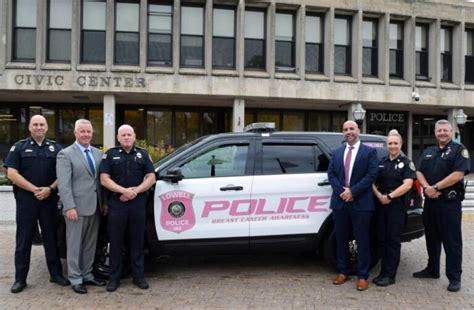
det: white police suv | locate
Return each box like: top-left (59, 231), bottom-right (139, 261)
top-left (93, 123), bottom-right (424, 276)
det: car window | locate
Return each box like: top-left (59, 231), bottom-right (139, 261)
top-left (262, 144), bottom-right (328, 174)
top-left (179, 144), bottom-right (249, 178)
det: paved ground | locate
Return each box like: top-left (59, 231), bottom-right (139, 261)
top-left (0, 217), bottom-right (473, 309)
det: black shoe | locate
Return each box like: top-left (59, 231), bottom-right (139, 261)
top-left (132, 278), bottom-right (149, 290)
top-left (372, 273), bottom-right (384, 284)
top-left (376, 277), bottom-right (396, 287)
top-left (72, 284), bottom-right (88, 294)
top-left (448, 280), bottom-right (461, 292)
top-left (412, 268), bottom-right (440, 279)
top-left (84, 278), bottom-right (106, 286)
top-left (10, 281), bottom-right (27, 293)
top-left (106, 280), bottom-right (120, 292)
top-left (50, 275), bottom-right (70, 286)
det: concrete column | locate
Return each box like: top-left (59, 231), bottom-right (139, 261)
top-left (447, 108), bottom-right (461, 143)
top-left (404, 17), bottom-right (415, 84)
top-left (296, 5), bottom-right (304, 77)
top-left (37, 0), bottom-right (46, 66)
top-left (71, 0), bottom-right (80, 68)
top-left (380, 13), bottom-right (390, 83)
top-left (233, 98), bottom-right (245, 132)
top-left (326, 8), bottom-right (334, 81)
top-left (407, 111), bottom-right (413, 159)
top-left (173, 0), bottom-right (181, 72)
top-left (205, 0), bottom-right (213, 74)
top-left (139, 0), bottom-right (147, 71)
top-left (455, 22), bottom-right (465, 87)
top-left (431, 19), bottom-right (441, 86)
top-left (1, 0), bottom-right (10, 69)
top-left (267, 3), bottom-right (275, 77)
top-left (106, 0), bottom-right (115, 68)
top-left (236, 0), bottom-right (245, 76)
top-left (103, 94), bottom-right (116, 149)
top-left (353, 10), bottom-right (362, 80)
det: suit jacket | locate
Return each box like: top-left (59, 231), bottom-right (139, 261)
top-left (327, 142), bottom-right (378, 211)
top-left (56, 143), bottom-right (102, 216)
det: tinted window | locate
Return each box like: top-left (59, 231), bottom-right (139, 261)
top-left (262, 144), bottom-right (328, 174)
top-left (180, 144), bottom-right (248, 178)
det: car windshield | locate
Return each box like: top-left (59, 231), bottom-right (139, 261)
top-left (153, 136), bottom-right (207, 169)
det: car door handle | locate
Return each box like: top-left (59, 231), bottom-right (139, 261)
top-left (317, 180), bottom-right (331, 186)
top-left (220, 186), bottom-right (244, 191)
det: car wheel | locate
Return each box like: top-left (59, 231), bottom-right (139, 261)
top-left (93, 239), bottom-right (111, 279)
top-left (323, 228), bottom-right (379, 274)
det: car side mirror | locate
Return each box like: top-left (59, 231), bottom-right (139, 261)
top-left (162, 167), bottom-right (184, 184)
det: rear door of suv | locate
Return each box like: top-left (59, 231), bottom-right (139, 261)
top-left (249, 136), bottom-right (333, 249)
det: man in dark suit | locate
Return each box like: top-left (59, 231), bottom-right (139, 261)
top-left (56, 119), bottom-right (106, 294)
top-left (328, 120), bottom-right (378, 291)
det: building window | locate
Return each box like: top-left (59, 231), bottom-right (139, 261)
top-left (81, 0), bottom-right (106, 64)
top-left (213, 7), bottom-right (235, 69)
top-left (416, 23), bottom-right (429, 80)
top-left (362, 18), bottom-right (378, 77)
top-left (334, 15), bottom-right (351, 75)
top-left (440, 26), bottom-right (452, 82)
top-left (148, 1), bottom-right (172, 66)
top-left (244, 9), bottom-right (265, 70)
top-left (12, 0), bottom-right (37, 62)
top-left (115, 0), bottom-right (140, 65)
top-left (180, 5), bottom-right (204, 68)
top-left (305, 14), bottom-right (323, 74)
top-left (47, 0), bottom-right (72, 62)
top-left (389, 21), bottom-right (403, 78)
top-left (275, 11), bottom-right (295, 72)
top-left (465, 28), bottom-right (474, 83)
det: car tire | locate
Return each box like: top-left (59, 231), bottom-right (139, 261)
top-left (322, 228), bottom-right (379, 274)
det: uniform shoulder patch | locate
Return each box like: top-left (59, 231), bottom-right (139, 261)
top-left (9, 145), bottom-right (15, 152)
top-left (409, 161), bottom-right (416, 171)
top-left (462, 149), bottom-right (469, 159)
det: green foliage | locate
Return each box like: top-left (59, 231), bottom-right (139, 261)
top-left (135, 140), bottom-right (175, 162)
top-left (0, 176), bottom-right (12, 186)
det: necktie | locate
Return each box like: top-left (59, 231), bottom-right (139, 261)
top-left (344, 146), bottom-right (354, 187)
top-left (84, 149), bottom-right (96, 175)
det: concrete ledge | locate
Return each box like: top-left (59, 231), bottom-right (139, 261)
top-left (0, 185), bottom-right (12, 192)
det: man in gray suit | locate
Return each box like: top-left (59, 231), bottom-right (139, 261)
top-left (56, 119), bottom-right (106, 294)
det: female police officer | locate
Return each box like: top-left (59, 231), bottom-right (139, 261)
top-left (372, 129), bottom-right (416, 287)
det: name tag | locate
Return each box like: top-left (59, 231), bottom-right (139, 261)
top-left (113, 157), bottom-right (121, 160)
top-left (25, 149), bottom-right (33, 153)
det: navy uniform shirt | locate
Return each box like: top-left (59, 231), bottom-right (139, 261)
top-left (100, 146), bottom-right (154, 189)
top-left (375, 154), bottom-right (416, 194)
top-left (416, 140), bottom-right (470, 186)
top-left (4, 137), bottom-right (62, 189)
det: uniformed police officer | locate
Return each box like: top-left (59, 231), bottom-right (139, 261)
top-left (372, 129), bottom-right (416, 287)
top-left (414, 119), bottom-right (470, 292)
top-left (100, 124), bottom-right (156, 292)
top-left (4, 115), bottom-right (70, 293)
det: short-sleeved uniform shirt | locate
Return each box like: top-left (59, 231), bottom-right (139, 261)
top-left (100, 146), bottom-right (154, 205)
top-left (4, 137), bottom-right (62, 198)
top-left (416, 140), bottom-right (470, 187)
top-left (375, 154), bottom-right (416, 195)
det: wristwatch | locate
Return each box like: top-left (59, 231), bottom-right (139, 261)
top-left (387, 194), bottom-right (393, 201)
top-left (433, 184), bottom-right (439, 190)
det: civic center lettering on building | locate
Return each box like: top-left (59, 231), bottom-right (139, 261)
top-left (13, 74), bottom-right (146, 88)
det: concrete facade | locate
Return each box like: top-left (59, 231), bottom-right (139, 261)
top-left (0, 0), bottom-right (473, 157)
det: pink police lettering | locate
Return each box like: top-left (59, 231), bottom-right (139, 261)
top-left (201, 195), bottom-right (330, 218)
top-left (160, 190), bottom-right (196, 233)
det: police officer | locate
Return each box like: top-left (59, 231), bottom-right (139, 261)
top-left (100, 124), bottom-right (156, 292)
top-left (4, 115), bottom-right (70, 293)
top-left (414, 119), bottom-right (470, 292)
top-left (372, 129), bottom-right (416, 287)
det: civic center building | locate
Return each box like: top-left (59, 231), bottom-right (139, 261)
top-left (0, 0), bottom-right (473, 167)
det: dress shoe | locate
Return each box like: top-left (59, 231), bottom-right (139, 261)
top-left (376, 277), bottom-right (396, 287)
top-left (447, 280), bottom-right (461, 292)
top-left (72, 284), bottom-right (88, 294)
top-left (133, 278), bottom-right (149, 290)
top-left (372, 273), bottom-right (384, 284)
top-left (333, 274), bottom-right (350, 285)
top-left (84, 278), bottom-right (106, 286)
top-left (412, 268), bottom-right (440, 279)
top-left (106, 280), bottom-right (120, 292)
top-left (10, 281), bottom-right (27, 293)
top-left (356, 279), bottom-right (369, 291)
top-left (50, 275), bottom-right (70, 286)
